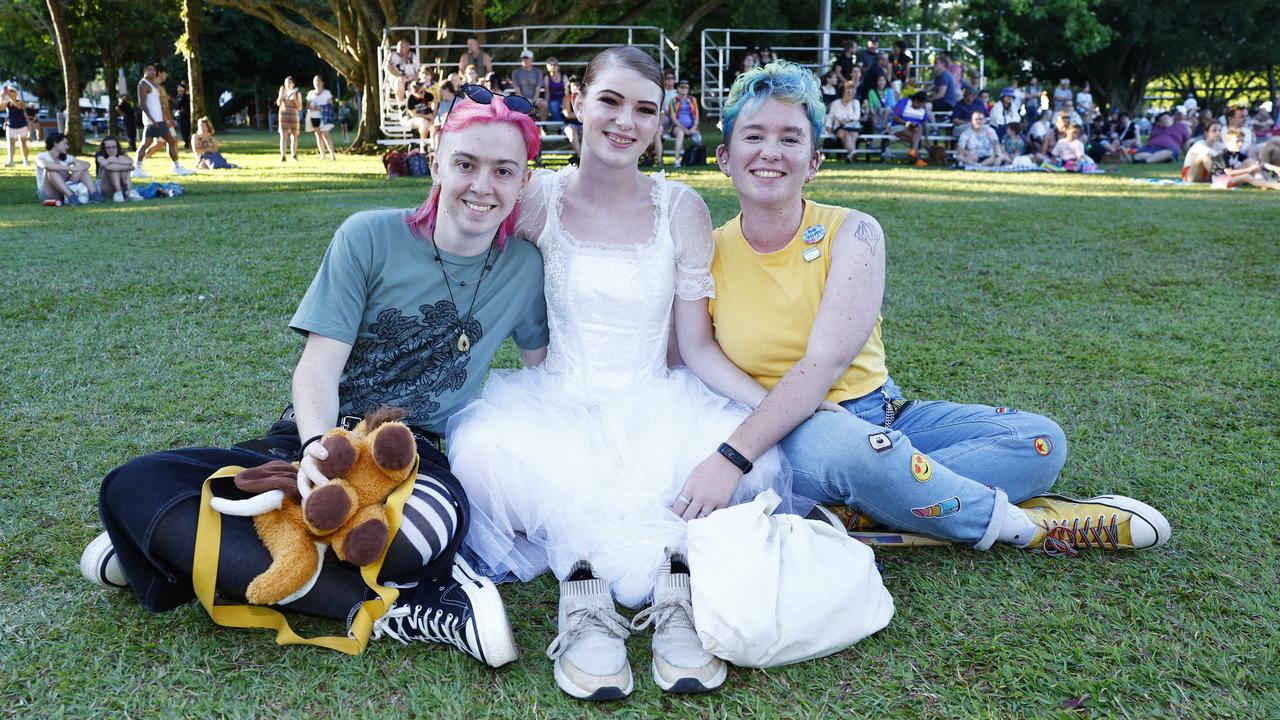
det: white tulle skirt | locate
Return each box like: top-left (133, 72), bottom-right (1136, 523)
top-left (446, 366), bottom-right (810, 608)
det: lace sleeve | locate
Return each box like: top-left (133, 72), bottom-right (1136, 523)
top-left (669, 181), bottom-right (716, 301)
top-left (514, 169), bottom-right (555, 244)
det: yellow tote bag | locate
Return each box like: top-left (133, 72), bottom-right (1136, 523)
top-left (191, 459), bottom-right (417, 655)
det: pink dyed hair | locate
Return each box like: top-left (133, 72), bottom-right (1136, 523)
top-left (406, 95), bottom-right (541, 250)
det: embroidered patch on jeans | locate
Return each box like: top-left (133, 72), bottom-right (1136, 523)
top-left (1033, 435), bottom-right (1053, 456)
top-left (910, 452), bottom-right (933, 482)
top-left (995, 406), bottom-right (1018, 414)
top-left (868, 432), bottom-right (893, 453)
top-left (911, 496), bottom-right (960, 518)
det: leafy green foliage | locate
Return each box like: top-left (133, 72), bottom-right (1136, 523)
top-left (2, 131), bottom-right (1278, 718)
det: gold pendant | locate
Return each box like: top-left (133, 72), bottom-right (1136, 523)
top-left (457, 332), bottom-right (471, 353)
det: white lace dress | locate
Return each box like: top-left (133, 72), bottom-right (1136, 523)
top-left (446, 167), bottom-right (805, 608)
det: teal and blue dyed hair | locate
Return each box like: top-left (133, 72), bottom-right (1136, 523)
top-left (721, 60), bottom-right (825, 152)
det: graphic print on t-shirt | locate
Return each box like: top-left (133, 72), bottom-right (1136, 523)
top-left (341, 300), bottom-right (483, 420)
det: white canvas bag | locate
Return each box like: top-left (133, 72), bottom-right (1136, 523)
top-left (687, 489), bottom-right (894, 668)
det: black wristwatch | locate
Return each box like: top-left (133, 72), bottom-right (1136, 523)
top-left (716, 442), bottom-right (754, 474)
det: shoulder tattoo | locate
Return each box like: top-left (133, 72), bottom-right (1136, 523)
top-left (853, 219), bottom-right (882, 256)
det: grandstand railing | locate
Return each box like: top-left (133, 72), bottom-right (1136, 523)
top-left (699, 28), bottom-right (984, 118)
top-left (378, 25), bottom-right (679, 142)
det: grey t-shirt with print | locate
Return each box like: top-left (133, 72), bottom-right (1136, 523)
top-left (290, 208), bottom-right (549, 433)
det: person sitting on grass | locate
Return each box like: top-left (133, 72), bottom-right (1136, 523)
top-left (668, 79), bottom-right (702, 167)
top-left (94, 136), bottom-right (143, 201)
top-left (1212, 127), bottom-right (1280, 191)
top-left (704, 59), bottom-right (1171, 575)
top-left (192, 117), bottom-right (238, 169)
top-left (890, 91), bottom-right (929, 166)
top-left (1133, 112), bottom-right (1189, 163)
top-left (35, 132), bottom-right (94, 206)
top-left (956, 110), bottom-right (1008, 166)
top-left (1001, 121), bottom-right (1033, 162)
top-left (1048, 123), bottom-right (1096, 172)
top-left (824, 80), bottom-right (862, 163)
top-left (79, 89), bottom-right (550, 669)
top-left (1181, 121), bottom-right (1222, 182)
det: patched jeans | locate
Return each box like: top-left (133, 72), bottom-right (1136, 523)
top-left (780, 378), bottom-right (1067, 549)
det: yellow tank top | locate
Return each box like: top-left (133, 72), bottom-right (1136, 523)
top-left (709, 199), bottom-right (888, 403)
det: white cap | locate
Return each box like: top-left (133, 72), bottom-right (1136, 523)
top-left (520, 49), bottom-right (534, 59)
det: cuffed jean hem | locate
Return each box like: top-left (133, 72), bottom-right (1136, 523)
top-left (972, 487), bottom-right (1007, 551)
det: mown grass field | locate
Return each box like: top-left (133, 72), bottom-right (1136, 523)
top-left (2, 130), bottom-right (1277, 718)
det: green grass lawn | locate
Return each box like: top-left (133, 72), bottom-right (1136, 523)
top-left (2, 130), bottom-right (1278, 718)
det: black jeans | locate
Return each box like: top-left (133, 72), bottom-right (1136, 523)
top-left (98, 419), bottom-right (469, 615)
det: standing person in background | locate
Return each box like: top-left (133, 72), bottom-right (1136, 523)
top-left (306, 76), bottom-right (338, 161)
top-left (174, 80), bottom-right (192, 151)
top-left (668, 79), bottom-right (702, 167)
top-left (133, 64), bottom-right (194, 178)
top-left (510, 50), bottom-right (547, 120)
top-left (1053, 78), bottom-right (1073, 112)
top-left (857, 36), bottom-right (880, 70)
top-left (116, 94), bottom-right (138, 151)
top-left (277, 76), bottom-right (303, 162)
top-left (1075, 81), bottom-right (1094, 118)
top-left (543, 58), bottom-right (566, 122)
top-left (1023, 77), bottom-right (1042, 123)
top-left (889, 41), bottom-right (912, 87)
top-left (831, 40), bottom-right (856, 84)
top-left (456, 37), bottom-right (493, 77)
top-left (4, 86), bottom-right (32, 167)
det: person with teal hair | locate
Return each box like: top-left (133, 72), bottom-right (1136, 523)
top-left (678, 60), bottom-right (1173, 559)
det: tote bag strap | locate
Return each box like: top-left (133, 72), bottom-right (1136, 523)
top-left (192, 458), bottom-right (418, 655)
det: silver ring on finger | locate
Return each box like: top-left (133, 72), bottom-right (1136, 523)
top-left (697, 511), bottom-right (708, 519)
top-left (676, 494), bottom-right (692, 506)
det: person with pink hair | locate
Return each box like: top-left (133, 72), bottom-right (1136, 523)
top-left (80, 89), bottom-right (549, 669)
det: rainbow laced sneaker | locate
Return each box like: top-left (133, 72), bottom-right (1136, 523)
top-left (1018, 494), bottom-right (1171, 557)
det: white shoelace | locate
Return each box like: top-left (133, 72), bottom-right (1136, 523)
top-left (630, 596), bottom-right (695, 634)
top-left (368, 603), bottom-right (467, 651)
top-left (545, 605), bottom-right (631, 660)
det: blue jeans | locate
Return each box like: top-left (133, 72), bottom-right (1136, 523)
top-left (780, 378), bottom-right (1066, 549)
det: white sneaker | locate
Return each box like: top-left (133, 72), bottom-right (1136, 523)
top-left (367, 555), bottom-right (517, 667)
top-left (126, 189), bottom-right (144, 202)
top-left (111, 191), bottom-right (125, 203)
top-left (546, 560), bottom-right (633, 700)
top-left (79, 532), bottom-right (129, 589)
top-left (132, 165), bottom-right (151, 179)
top-left (173, 164), bottom-right (195, 176)
top-left (3, 160), bottom-right (12, 167)
top-left (631, 549), bottom-right (727, 693)
top-left (70, 183), bottom-right (90, 205)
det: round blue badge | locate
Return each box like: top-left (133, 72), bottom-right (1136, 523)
top-left (802, 224), bottom-right (826, 244)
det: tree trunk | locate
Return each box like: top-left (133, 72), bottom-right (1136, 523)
top-left (1269, 65), bottom-right (1278, 112)
top-left (45, 0), bottom-right (82, 152)
top-left (182, 0), bottom-right (211, 125)
top-left (470, 0), bottom-right (485, 29)
top-left (356, 32), bottom-right (382, 147)
top-left (104, 60), bottom-right (119, 141)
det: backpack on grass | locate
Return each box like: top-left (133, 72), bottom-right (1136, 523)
top-left (681, 143), bottom-right (707, 167)
top-left (406, 150), bottom-right (429, 178)
top-left (383, 150), bottom-right (408, 178)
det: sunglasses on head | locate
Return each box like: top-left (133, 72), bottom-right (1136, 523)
top-left (444, 83), bottom-right (536, 126)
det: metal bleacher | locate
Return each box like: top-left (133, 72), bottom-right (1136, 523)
top-left (378, 25), bottom-right (680, 161)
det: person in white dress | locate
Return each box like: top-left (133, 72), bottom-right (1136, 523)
top-left (445, 47), bottom-right (813, 701)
